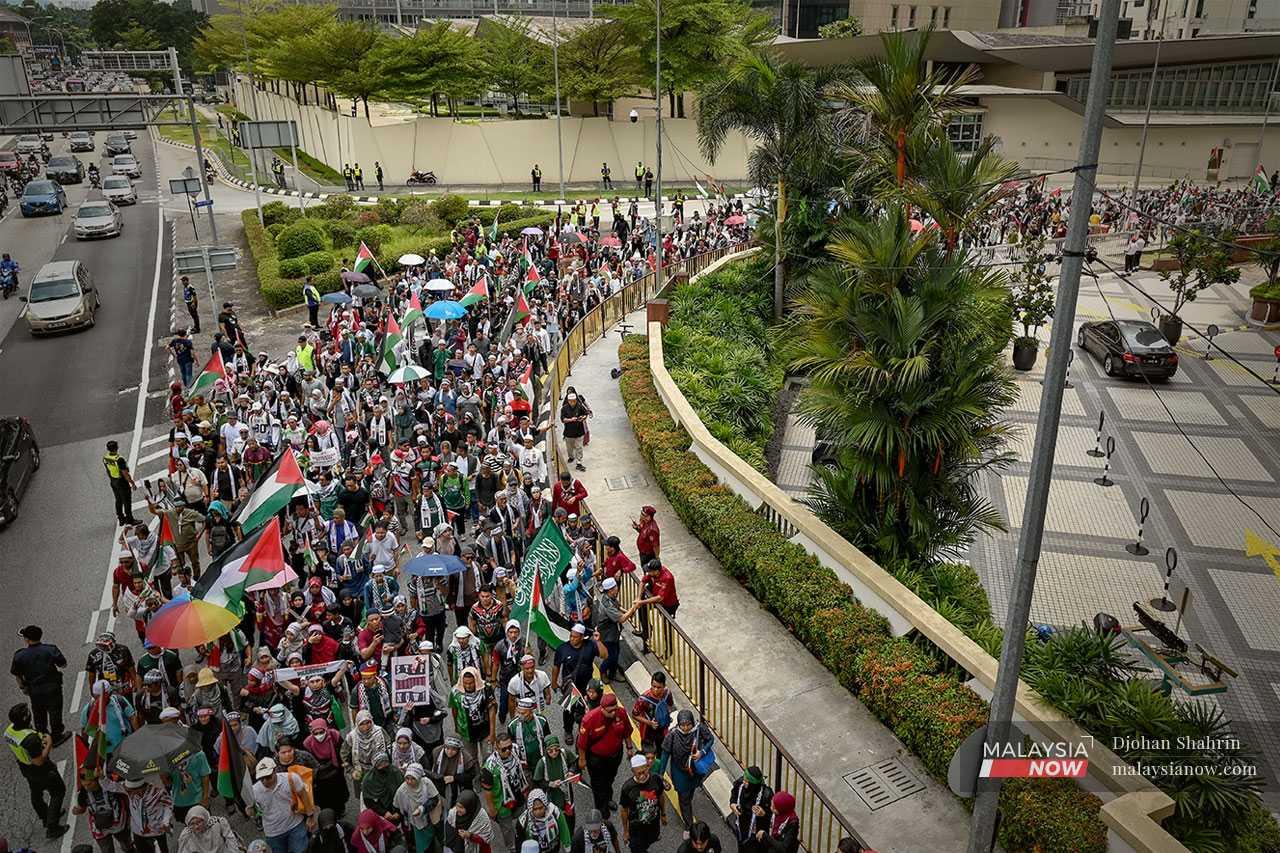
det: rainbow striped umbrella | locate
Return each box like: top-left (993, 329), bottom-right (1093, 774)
top-left (145, 593), bottom-right (241, 649)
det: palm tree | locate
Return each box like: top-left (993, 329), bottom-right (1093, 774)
top-left (778, 206), bottom-right (1017, 565)
top-left (697, 49), bottom-right (853, 321)
top-left (833, 28), bottom-right (975, 185)
top-left (900, 134), bottom-right (1019, 253)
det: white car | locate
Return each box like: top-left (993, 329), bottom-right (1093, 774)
top-left (110, 154), bottom-right (140, 178)
top-left (101, 175), bottom-right (137, 205)
top-left (73, 201), bottom-right (123, 239)
top-left (21, 260), bottom-right (99, 335)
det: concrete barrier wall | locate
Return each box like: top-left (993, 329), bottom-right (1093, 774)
top-left (232, 77), bottom-right (753, 187)
top-left (646, 248), bottom-right (1186, 853)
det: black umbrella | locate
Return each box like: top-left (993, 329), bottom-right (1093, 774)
top-left (341, 271), bottom-right (372, 285)
top-left (352, 284), bottom-right (382, 299)
top-left (107, 725), bottom-right (201, 781)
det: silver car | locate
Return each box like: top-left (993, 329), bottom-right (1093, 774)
top-left (101, 175), bottom-right (137, 205)
top-left (73, 201), bottom-right (123, 239)
top-left (111, 154), bottom-right (140, 178)
top-left (15, 134), bottom-right (42, 155)
top-left (21, 260), bottom-right (99, 335)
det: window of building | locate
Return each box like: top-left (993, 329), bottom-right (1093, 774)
top-left (1061, 58), bottom-right (1275, 113)
top-left (945, 113), bottom-right (983, 153)
top-left (908, 5), bottom-right (917, 26)
top-left (891, 4), bottom-right (900, 26)
top-left (943, 5), bottom-right (951, 24)
top-left (930, 6), bottom-right (938, 24)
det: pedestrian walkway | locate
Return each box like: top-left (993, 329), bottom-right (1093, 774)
top-left (563, 308), bottom-right (969, 853)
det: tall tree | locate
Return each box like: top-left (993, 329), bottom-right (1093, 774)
top-left (832, 27), bottom-right (974, 184)
top-left (601, 0), bottom-right (770, 117)
top-left (476, 16), bottom-right (550, 115)
top-left (373, 22), bottom-right (484, 117)
top-left (697, 50), bottom-right (853, 320)
top-left (307, 20), bottom-right (388, 120)
top-left (900, 134), bottom-right (1018, 254)
top-left (558, 20), bottom-right (637, 117)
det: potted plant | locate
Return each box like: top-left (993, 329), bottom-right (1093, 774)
top-left (1158, 229), bottom-right (1241, 343)
top-left (1249, 217), bottom-right (1280, 324)
top-left (1009, 233), bottom-right (1054, 371)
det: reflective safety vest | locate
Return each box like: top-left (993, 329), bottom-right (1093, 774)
top-left (635, 163), bottom-right (644, 179)
top-left (4, 724), bottom-right (36, 764)
top-left (354, 167), bottom-right (363, 178)
top-left (103, 452), bottom-right (124, 480)
top-left (304, 284), bottom-right (321, 306)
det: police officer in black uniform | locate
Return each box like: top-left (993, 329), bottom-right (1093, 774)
top-left (5, 703), bottom-right (69, 837)
top-left (103, 440), bottom-right (137, 527)
top-left (10, 625), bottom-right (70, 747)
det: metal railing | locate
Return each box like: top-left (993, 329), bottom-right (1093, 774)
top-left (532, 242), bottom-right (870, 853)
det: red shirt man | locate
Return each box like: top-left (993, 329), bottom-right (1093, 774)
top-left (633, 505), bottom-right (660, 562)
top-left (603, 536), bottom-right (636, 581)
top-left (640, 561), bottom-right (679, 612)
top-left (552, 472), bottom-right (588, 517)
top-left (576, 694), bottom-right (634, 762)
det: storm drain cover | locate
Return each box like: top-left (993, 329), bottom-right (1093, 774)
top-left (605, 474), bottom-right (648, 491)
top-left (843, 759), bottom-right (925, 811)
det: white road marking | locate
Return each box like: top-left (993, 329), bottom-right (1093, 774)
top-left (137, 446), bottom-right (168, 465)
top-left (140, 433), bottom-right (168, 448)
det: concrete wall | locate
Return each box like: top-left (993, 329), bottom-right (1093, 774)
top-left (983, 95), bottom-right (1280, 182)
top-left (232, 78), bottom-right (751, 187)
top-left (859, 0), bottom-right (1002, 32)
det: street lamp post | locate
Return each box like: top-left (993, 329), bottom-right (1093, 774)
top-left (654, 0), bottom-right (663, 291)
top-left (1132, 0), bottom-right (1171, 196)
top-left (552, 0), bottom-right (565, 199)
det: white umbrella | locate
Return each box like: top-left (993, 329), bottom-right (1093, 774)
top-left (426, 280), bottom-right (455, 292)
top-left (398, 253), bottom-right (426, 267)
top-left (387, 364), bottom-right (432, 384)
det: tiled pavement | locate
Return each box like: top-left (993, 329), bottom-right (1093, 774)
top-left (969, 266), bottom-right (1280, 804)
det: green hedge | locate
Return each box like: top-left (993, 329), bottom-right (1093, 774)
top-left (301, 251), bottom-right (334, 275)
top-left (616, 337), bottom-right (1106, 852)
top-left (279, 257), bottom-right (307, 279)
top-left (277, 220), bottom-right (327, 259)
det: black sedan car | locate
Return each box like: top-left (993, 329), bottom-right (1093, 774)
top-left (0, 417), bottom-right (39, 525)
top-left (1076, 319), bottom-right (1179, 380)
top-left (44, 154), bottom-right (84, 184)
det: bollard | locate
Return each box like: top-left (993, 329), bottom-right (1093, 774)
top-left (1064, 349), bottom-right (1075, 389)
top-left (1094, 435), bottom-right (1116, 487)
top-left (1271, 345), bottom-right (1280, 384)
top-left (1203, 323), bottom-right (1220, 361)
top-left (1087, 410), bottom-right (1106, 458)
top-left (1150, 547), bottom-right (1178, 612)
top-left (1125, 497), bottom-right (1151, 555)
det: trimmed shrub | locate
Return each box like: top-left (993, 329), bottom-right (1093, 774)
top-left (301, 251), bottom-right (334, 275)
top-left (616, 335), bottom-right (1105, 851)
top-left (276, 220), bottom-right (328, 260)
top-left (376, 197), bottom-right (405, 225)
top-left (261, 200), bottom-right (301, 227)
top-left (475, 204), bottom-right (525, 226)
top-left (399, 199), bottom-right (439, 234)
top-left (313, 270), bottom-right (342, 295)
top-left (356, 224), bottom-right (393, 255)
top-left (431, 194), bottom-right (469, 226)
top-left (314, 194), bottom-right (356, 220)
top-left (355, 209), bottom-right (382, 228)
top-left (278, 257), bottom-right (307, 279)
top-left (266, 222), bottom-right (287, 241)
top-left (326, 220), bottom-right (357, 254)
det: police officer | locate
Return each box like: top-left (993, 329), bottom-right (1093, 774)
top-left (532, 163), bottom-right (542, 192)
top-left (353, 162), bottom-right (364, 191)
top-left (343, 163), bottom-right (354, 191)
top-left (375, 161), bottom-right (384, 192)
top-left (304, 276), bottom-right (322, 328)
top-left (634, 161), bottom-right (644, 192)
top-left (104, 440), bottom-right (137, 527)
top-left (182, 274), bottom-right (201, 333)
top-left (10, 626), bottom-right (70, 747)
top-left (5, 703), bottom-right (69, 838)
top-left (601, 162), bottom-right (612, 190)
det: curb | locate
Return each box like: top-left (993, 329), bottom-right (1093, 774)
top-left (150, 135), bottom-right (749, 207)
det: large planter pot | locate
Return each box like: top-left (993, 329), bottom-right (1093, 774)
top-left (1159, 315), bottom-right (1184, 344)
top-left (1250, 296), bottom-right (1280, 325)
top-left (1011, 338), bottom-right (1039, 371)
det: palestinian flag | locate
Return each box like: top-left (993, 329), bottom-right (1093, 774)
top-left (525, 259), bottom-right (541, 287)
top-left (526, 570), bottom-right (570, 649)
top-left (402, 292), bottom-right (424, 327)
top-left (512, 292), bottom-right (531, 327)
top-left (188, 350), bottom-right (226, 397)
top-left (75, 689), bottom-right (109, 785)
top-left (1253, 164), bottom-right (1271, 193)
top-left (236, 447), bottom-right (308, 534)
top-left (379, 316), bottom-right (403, 375)
top-left (192, 516), bottom-right (289, 616)
top-left (353, 241), bottom-right (378, 276)
top-left (489, 209), bottom-right (501, 243)
top-left (460, 277), bottom-right (489, 308)
top-left (215, 715), bottom-right (254, 807)
top-left (518, 361), bottom-right (535, 409)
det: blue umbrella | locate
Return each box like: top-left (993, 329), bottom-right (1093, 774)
top-left (320, 291), bottom-right (352, 304)
top-left (424, 300), bottom-right (466, 320)
top-left (404, 553), bottom-right (467, 577)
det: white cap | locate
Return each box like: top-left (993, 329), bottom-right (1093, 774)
top-left (630, 754), bottom-right (649, 769)
top-left (601, 577), bottom-right (618, 591)
top-left (255, 757), bottom-right (277, 779)
top-left (158, 707), bottom-right (181, 721)
top-left (454, 626), bottom-right (472, 639)
top-left (571, 623), bottom-right (587, 635)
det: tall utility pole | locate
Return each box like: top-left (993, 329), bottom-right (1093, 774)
top-left (654, 0), bottom-right (663, 290)
top-left (171, 46), bottom-right (218, 242)
top-left (552, 0), bottom-right (565, 199)
top-left (965, 0), bottom-right (1121, 850)
top-left (1132, 0), bottom-right (1170, 196)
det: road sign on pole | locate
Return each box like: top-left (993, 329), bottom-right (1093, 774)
top-left (174, 246), bottom-right (239, 307)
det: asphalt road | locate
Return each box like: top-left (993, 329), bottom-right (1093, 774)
top-left (0, 132), bottom-right (173, 850)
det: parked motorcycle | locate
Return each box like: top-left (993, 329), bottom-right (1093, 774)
top-left (406, 169), bottom-right (438, 185)
top-left (1, 268), bottom-right (16, 300)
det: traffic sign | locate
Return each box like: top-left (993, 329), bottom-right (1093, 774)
top-left (194, 199), bottom-right (213, 209)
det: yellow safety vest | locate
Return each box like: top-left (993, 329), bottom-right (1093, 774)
top-left (635, 164), bottom-right (644, 179)
top-left (305, 284), bottom-right (321, 306)
top-left (591, 204), bottom-right (599, 218)
top-left (103, 452), bottom-right (124, 480)
top-left (4, 724), bottom-right (36, 765)
top-left (354, 167), bottom-right (362, 178)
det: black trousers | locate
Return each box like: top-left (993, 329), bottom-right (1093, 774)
top-left (585, 751), bottom-right (623, 815)
top-left (308, 304), bottom-right (320, 327)
top-left (29, 684), bottom-right (66, 738)
top-left (111, 479), bottom-right (133, 524)
top-left (23, 764), bottom-right (65, 831)
top-left (186, 303), bottom-right (200, 333)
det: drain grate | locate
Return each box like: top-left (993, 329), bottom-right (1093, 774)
top-left (605, 474), bottom-right (648, 491)
top-left (843, 759), bottom-right (925, 811)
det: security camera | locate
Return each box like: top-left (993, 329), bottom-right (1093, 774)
top-left (629, 109), bottom-right (639, 123)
